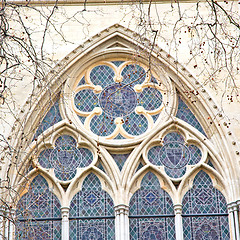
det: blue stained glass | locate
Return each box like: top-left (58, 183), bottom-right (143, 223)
top-left (121, 64), bottom-right (146, 85)
top-left (74, 89), bottom-right (99, 112)
top-left (207, 159), bottom-right (216, 169)
top-left (69, 173), bottom-right (114, 239)
top-left (188, 145), bottom-right (202, 165)
top-left (78, 115), bottom-right (86, 124)
top-left (15, 175), bottom-right (61, 239)
top-left (114, 134), bottom-right (125, 139)
top-left (135, 162), bottom-right (144, 173)
top-left (151, 114), bottom-right (159, 123)
top-left (90, 65), bottom-right (115, 88)
top-left (112, 61), bottom-right (124, 67)
top-left (111, 153), bottom-right (130, 171)
top-left (165, 167), bottom-right (186, 178)
top-left (148, 132), bottom-right (202, 179)
top-left (38, 135), bottom-right (93, 181)
top-left (96, 161), bottom-right (106, 173)
top-left (129, 172), bottom-right (175, 239)
top-left (78, 76), bottom-right (85, 86)
top-left (160, 142), bottom-right (190, 169)
top-left (183, 171), bottom-right (228, 214)
top-left (163, 132), bottom-right (184, 143)
top-left (34, 99), bottom-right (62, 139)
top-left (90, 114), bottom-right (116, 136)
top-left (182, 170), bottom-right (230, 239)
top-left (183, 170), bottom-right (230, 240)
top-left (123, 112), bottom-right (148, 135)
top-left (183, 216), bottom-right (230, 240)
top-left (130, 172), bottom-right (174, 216)
top-left (70, 219), bottom-right (115, 240)
top-left (176, 96), bottom-right (206, 136)
top-left (137, 87), bottom-right (162, 111)
top-left (99, 84), bottom-right (137, 117)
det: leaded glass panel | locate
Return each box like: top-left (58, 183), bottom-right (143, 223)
top-left (137, 87), bottom-right (162, 111)
top-left (129, 172), bottom-right (175, 239)
top-left (176, 96), bottom-right (206, 136)
top-left (148, 132), bottom-right (201, 178)
top-left (38, 135), bottom-right (93, 181)
top-left (121, 64), bottom-right (146, 85)
top-left (72, 62), bottom-right (164, 139)
top-left (34, 99), bottom-right (62, 139)
top-left (15, 175), bottom-right (61, 240)
top-left (75, 89), bottom-right (99, 112)
top-left (182, 171), bottom-right (230, 239)
top-left (111, 153), bottom-right (130, 171)
top-left (69, 173), bottom-right (115, 240)
top-left (90, 65), bottom-right (115, 88)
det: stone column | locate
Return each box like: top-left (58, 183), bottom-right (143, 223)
top-left (8, 209), bottom-right (15, 240)
top-left (61, 207), bottom-right (69, 240)
top-left (4, 209), bottom-right (9, 240)
top-left (174, 204), bottom-right (184, 240)
top-left (228, 203), bottom-right (237, 240)
top-left (115, 204), bottom-right (129, 240)
top-left (0, 207), bottom-right (4, 240)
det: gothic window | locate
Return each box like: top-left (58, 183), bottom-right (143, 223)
top-left (182, 170), bottom-right (230, 239)
top-left (69, 173), bottom-right (115, 240)
top-left (15, 175), bottom-right (61, 239)
top-left (12, 27), bottom-right (233, 240)
top-left (129, 172), bottom-right (175, 239)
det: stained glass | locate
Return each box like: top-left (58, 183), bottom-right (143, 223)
top-left (90, 65), bottom-right (115, 88)
top-left (123, 112), bottom-right (148, 135)
top-left (137, 87), bottom-right (162, 111)
top-left (69, 173), bottom-right (115, 239)
top-left (78, 76), bottom-right (85, 86)
top-left (73, 62), bottom-right (165, 138)
top-left (99, 84), bottom-right (137, 117)
top-left (111, 61), bottom-right (124, 67)
top-left (121, 64), bottom-right (146, 85)
top-left (206, 159), bottom-right (215, 169)
top-left (38, 135), bottom-right (93, 181)
top-left (135, 162), bottom-right (144, 173)
top-left (148, 132), bottom-right (201, 178)
top-left (34, 99), bottom-right (62, 139)
top-left (182, 171), bottom-right (230, 239)
top-left (176, 96), bottom-right (206, 136)
top-left (74, 89), bottom-right (99, 112)
top-left (15, 175), bottom-right (61, 240)
top-left (110, 153), bottom-right (130, 171)
top-left (129, 172), bottom-right (175, 239)
top-left (90, 114), bottom-right (116, 136)
top-left (96, 161), bottom-right (106, 173)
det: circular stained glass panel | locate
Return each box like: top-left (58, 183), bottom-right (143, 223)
top-left (99, 84), bottom-right (137, 117)
top-left (160, 142), bottom-right (190, 169)
top-left (50, 148), bottom-right (82, 174)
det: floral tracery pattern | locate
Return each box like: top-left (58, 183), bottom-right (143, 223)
top-left (148, 132), bottom-right (202, 178)
top-left (73, 61), bottom-right (165, 139)
top-left (38, 135), bottom-right (93, 181)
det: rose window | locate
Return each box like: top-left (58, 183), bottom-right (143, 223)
top-left (72, 61), bottom-right (166, 139)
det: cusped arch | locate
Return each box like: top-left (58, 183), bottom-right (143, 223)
top-left (179, 166), bottom-right (229, 203)
top-left (128, 167), bottom-right (176, 205)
